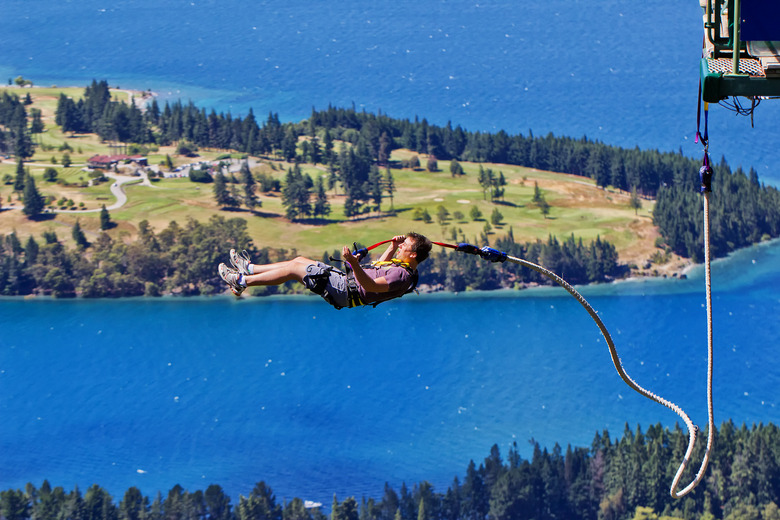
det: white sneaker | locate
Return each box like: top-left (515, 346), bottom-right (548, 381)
top-left (218, 263), bottom-right (245, 296)
top-left (230, 249), bottom-right (252, 276)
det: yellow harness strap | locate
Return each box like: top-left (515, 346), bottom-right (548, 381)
top-left (370, 259), bottom-right (412, 270)
top-left (345, 259), bottom-right (415, 308)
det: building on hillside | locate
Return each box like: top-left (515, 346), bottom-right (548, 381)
top-left (87, 154), bottom-right (147, 169)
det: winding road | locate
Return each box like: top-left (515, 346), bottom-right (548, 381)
top-left (55, 171), bottom-right (155, 214)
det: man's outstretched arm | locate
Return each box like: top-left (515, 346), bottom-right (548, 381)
top-left (377, 235), bottom-right (406, 263)
top-left (343, 245), bottom-right (390, 293)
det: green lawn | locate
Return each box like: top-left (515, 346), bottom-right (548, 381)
top-left (0, 85), bottom-right (658, 265)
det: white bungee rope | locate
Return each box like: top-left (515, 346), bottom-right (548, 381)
top-left (456, 187), bottom-right (715, 497)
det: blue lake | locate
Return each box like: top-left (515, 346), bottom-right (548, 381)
top-left (2, 240), bottom-right (780, 503)
top-left (0, 0), bottom-right (778, 184)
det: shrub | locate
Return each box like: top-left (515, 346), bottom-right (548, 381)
top-left (43, 168), bottom-right (59, 182)
top-left (189, 168), bottom-right (213, 183)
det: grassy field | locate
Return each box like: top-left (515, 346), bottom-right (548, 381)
top-left (0, 85), bottom-right (685, 275)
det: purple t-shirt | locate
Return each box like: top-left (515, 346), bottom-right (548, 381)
top-left (356, 265), bottom-right (414, 305)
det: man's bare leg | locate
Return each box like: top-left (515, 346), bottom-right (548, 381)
top-left (244, 256), bottom-right (312, 286)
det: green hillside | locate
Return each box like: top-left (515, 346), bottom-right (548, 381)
top-left (0, 85), bottom-right (683, 277)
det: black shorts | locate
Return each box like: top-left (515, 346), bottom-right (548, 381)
top-left (302, 262), bottom-right (350, 309)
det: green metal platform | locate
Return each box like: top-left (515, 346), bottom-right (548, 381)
top-left (700, 57), bottom-right (780, 102)
top-left (699, 0), bottom-right (780, 102)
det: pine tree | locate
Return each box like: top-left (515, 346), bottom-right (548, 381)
top-left (532, 181), bottom-right (542, 203)
top-left (281, 127), bottom-right (298, 161)
top-left (13, 159), bottom-right (26, 192)
top-left (281, 165), bottom-right (311, 221)
top-left (384, 167), bottom-right (396, 211)
top-left (240, 161), bottom-right (259, 209)
top-left (629, 186), bottom-right (642, 215)
top-left (11, 104), bottom-right (34, 159)
top-left (322, 128), bottom-right (334, 164)
top-left (309, 133), bottom-right (321, 165)
top-left (450, 159), bottom-right (464, 177)
top-left (436, 205), bottom-right (450, 226)
top-left (22, 173), bottom-right (44, 219)
top-left (490, 208), bottom-right (504, 226)
top-left (492, 171), bottom-right (506, 201)
top-left (539, 196), bottom-right (551, 219)
top-left (313, 176), bottom-right (331, 218)
top-left (378, 131), bottom-right (391, 166)
top-left (213, 172), bottom-right (236, 208)
top-left (72, 219), bottom-right (89, 250)
top-left (30, 108), bottom-right (44, 139)
top-left (100, 205), bottom-right (112, 230)
top-left (369, 165), bottom-right (383, 213)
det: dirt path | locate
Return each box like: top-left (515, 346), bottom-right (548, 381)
top-left (55, 172), bottom-right (141, 213)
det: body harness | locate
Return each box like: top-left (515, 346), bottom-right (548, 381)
top-left (345, 258), bottom-right (418, 309)
top-left (310, 252), bottom-right (418, 309)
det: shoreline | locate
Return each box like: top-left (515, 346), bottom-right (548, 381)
top-left (4, 82), bottom-right (157, 108)
top-left (10, 234), bottom-right (780, 301)
top-left (0, 259), bottom-right (722, 301)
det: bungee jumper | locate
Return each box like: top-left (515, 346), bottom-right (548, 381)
top-left (218, 232), bottom-right (432, 309)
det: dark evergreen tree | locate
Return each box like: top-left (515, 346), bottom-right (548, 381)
top-left (236, 481), bottom-right (282, 520)
top-left (13, 159), bottom-right (26, 192)
top-left (460, 460), bottom-right (488, 520)
top-left (82, 79), bottom-right (111, 131)
top-left (449, 159), bottom-right (463, 177)
top-left (240, 161), bottom-right (260, 210)
top-left (72, 220), bottom-right (89, 250)
top-left (29, 108), bottom-right (44, 138)
top-left (22, 173), bottom-right (45, 219)
top-left (213, 172), bottom-right (238, 208)
top-left (23, 235), bottom-right (39, 266)
top-left (282, 127), bottom-right (298, 162)
top-left (83, 484), bottom-right (116, 520)
top-left (119, 487), bottom-right (148, 520)
top-left (100, 204), bottom-right (112, 230)
top-left (384, 167), bottom-right (396, 211)
top-left (629, 186), bottom-right (642, 215)
top-left (204, 485), bottom-right (232, 520)
top-left (11, 104), bottom-right (33, 159)
top-left (281, 165), bottom-right (311, 221)
top-left (322, 128), bottom-right (335, 164)
top-left (369, 165), bottom-right (383, 212)
top-left (313, 176), bottom-right (331, 219)
top-left (55, 93), bottom-right (83, 133)
top-left (0, 489), bottom-right (31, 520)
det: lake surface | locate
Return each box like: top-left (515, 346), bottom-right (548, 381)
top-left (2, 240), bottom-right (780, 503)
top-left (0, 0), bottom-right (778, 184)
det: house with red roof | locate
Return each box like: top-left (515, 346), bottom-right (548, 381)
top-left (87, 154), bottom-right (147, 169)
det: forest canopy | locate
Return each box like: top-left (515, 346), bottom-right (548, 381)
top-left (2, 421), bottom-right (778, 520)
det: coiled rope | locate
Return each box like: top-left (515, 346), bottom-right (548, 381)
top-left (456, 237), bottom-right (713, 497)
top-left (360, 188), bottom-right (716, 497)
top-left (507, 234), bottom-right (713, 497)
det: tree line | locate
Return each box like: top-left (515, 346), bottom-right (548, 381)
top-left (417, 229), bottom-right (622, 291)
top-left (3, 420), bottom-right (780, 520)
top-left (49, 88), bottom-right (697, 199)
top-left (654, 161), bottom-right (780, 262)
top-left (0, 215), bottom-right (620, 298)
